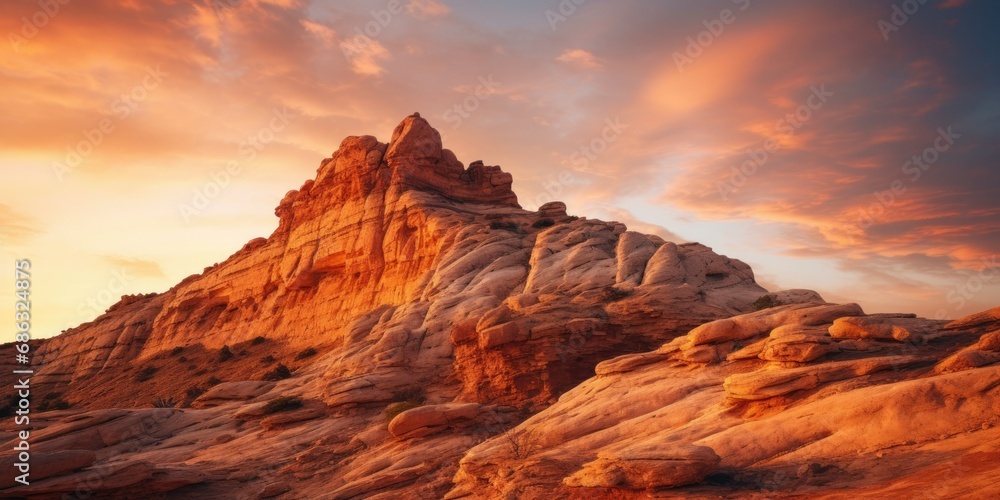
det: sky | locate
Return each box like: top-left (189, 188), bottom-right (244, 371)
top-left (2, 0), bottom-right (999, 338)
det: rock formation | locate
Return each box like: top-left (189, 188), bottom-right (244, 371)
top-left (1, 115), bottom-right (997, 499)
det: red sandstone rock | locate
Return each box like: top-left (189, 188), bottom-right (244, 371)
top-left (3, 116), bottom-right (997, 499)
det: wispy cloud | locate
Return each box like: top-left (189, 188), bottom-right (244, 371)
top-left (100, 255), bottom-right (167, 279)
top-left (406, 0), bottom-right (451, 19)
top-left (556, 49), bottom-right (602, 69)
top-left (0, 204), bottom-right (43, 246)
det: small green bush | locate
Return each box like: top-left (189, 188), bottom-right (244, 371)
top-left (207, 376), bottom-right (222, 386)
top-left (752, 295), bottom-right (781, 311)
top-left (262, 396), bottom-right (302, 415)
top-left (386, 401), bottom-right (420, 421)
top-left (218, 345), bottom-right (234, 361)
top-left (170, 346), bottom-right (184, 356)
top-left (250, 336), bottom-right (266, 346)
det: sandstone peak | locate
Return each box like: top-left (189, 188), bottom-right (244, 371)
top-left (386, 112), bottom-right (442, 160)
top-left (292, 114), bottom-right (518, 227)
top-left (5, 116), bottom-right (998, 499)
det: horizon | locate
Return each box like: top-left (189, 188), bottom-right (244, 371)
top-left (3, 0), bottom-right (1000, 338)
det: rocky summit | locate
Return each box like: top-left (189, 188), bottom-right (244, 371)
top-left (2, 115), bottom-right (998, 499)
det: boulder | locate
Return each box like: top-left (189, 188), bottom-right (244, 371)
top-left (564, 443), bottom-right (720, 489)
top-left (724, 355), bottom-right (925, 400)
top-left (388, 403), bottom-right (487, 439)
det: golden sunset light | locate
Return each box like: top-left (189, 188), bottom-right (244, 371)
top-left (2, 1), bottom-right (999, 497)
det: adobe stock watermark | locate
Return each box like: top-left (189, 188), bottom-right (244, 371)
top-left (529, 116), bottom-right (628, 208)
top-left (878, 0), bottom-right (931, 41)
top-left (76, 269), bottom-right (131, 320)
top-left (568, 116), bottom-right (627, 174)
top-left (442, 75), bottom-right (501, 129)
top-left (933, 255), bottom-right (999, 320)
top-left (52, 65), bottom-right (168, 181)
top-left (7, 0), bottom-right (71, 52)
top-left (545, 0), bottom-right (589, 31)
top-left (717, 84), bottom-right (833, 200)
top-left (178, 107), bottom-right (296, 223)
top-left (530, 170), bottom-right (578, 209)
top-left (673, 0), bottom-right (751, 72)
top-left (855, 126), bottom-right (960, 230)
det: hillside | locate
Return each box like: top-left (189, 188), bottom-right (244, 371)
top-left (2, 115), bottom-right (997, 499)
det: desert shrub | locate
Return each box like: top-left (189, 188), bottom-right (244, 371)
top-left (178, 356), bottom-right (188, 363)
top-left (218, 345), bottom-right (234, 361)
top-left (502, 427), bottom-right (541, 459)
top-left (295, 347), bottom-right (318, 360)
top-left (600, 286), bottom-right (633, 302)
top-left (136, 366), bottom-right (157, 382)
top-left (250, 336), bottom-right (267, 346)
top-left (186, 386), bottom-right (206, 399)
top-left (386, 401), bottom-right (420, 421)
top-left (262, 355), bottom-right (276, 364)
top-left (391, 387), bottom-right (426, 404)
top-left (262, 364), bottom-right (292, 381)
top-left (262, 396), bottom-right (302, 415)
top-left (153, 397), bottom-right (176, 408)
top-left (170, 346), bottom-right (184, 356)
top-left (207, 376), bottom-right (222, 386)
top-left (753, 295), bottom-right (781, 311)
top-left (385, 386), bottom-right (425, 422)
top-left (532, 218), bottom-right (555, 228)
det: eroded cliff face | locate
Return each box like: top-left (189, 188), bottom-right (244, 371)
top-left (451, 300), bottom-right (1000, 498)
top-left (27, 113), bottom-right (765, 413)
top-left (5, 115), bottom-right (995, 499)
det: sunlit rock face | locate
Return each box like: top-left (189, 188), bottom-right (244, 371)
top-left (31, 113), bottom-right (764, 410)
top-left (8, 116), bottom-right (996, 499)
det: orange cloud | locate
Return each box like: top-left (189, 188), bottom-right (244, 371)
top-left (406, 0), bottom-right (451, 19)
top-left (556, 49), bottom-right (602, 69)
top-left (2, 0), bottom-right (997, 334)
